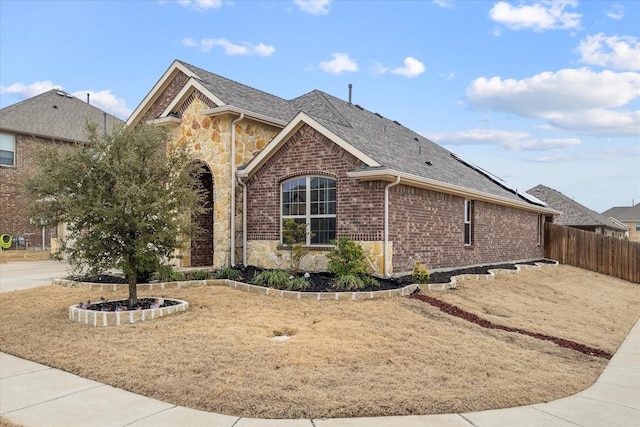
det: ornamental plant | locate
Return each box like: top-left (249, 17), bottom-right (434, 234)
top-left (327, 237), bottom-right (378, 288)
top-left (281, 218), bottom-right (311, 274)
top-left (412, 260), bottom-right (431, 284)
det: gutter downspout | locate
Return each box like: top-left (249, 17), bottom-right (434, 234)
top-left (384, 176), bottom-right (401, 277)
top-left (230, 113), bottom-right (244, 266)
top-left (237, 175), bottom-right (247, 266)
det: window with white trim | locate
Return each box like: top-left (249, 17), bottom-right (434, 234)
top-left (0, 133), bottom-right (15, 166)
top-left (464, 199), bottom-right (473, 245)
top-left (282, 176), bottom-right (336, 245)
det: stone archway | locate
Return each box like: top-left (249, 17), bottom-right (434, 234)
top-left (191, 162), bottom-right (214, 267)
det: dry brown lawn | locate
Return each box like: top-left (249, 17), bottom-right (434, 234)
top-left (0, 250), bottom-right (51, 263)
top-left (0, 417), bottom-right (23, 427)
top-left (0, 264), bottom-right (638, 419)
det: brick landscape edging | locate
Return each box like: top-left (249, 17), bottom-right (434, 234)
top-left (419, 259), bottom-right (559, 291)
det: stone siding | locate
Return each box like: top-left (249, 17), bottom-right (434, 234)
top-left (168, 96), bottom-right (279, 267)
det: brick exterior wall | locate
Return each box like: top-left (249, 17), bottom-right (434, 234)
top-left (191, 165), bottom-right (214, 266)
top-left (245, 125), bottom-right (385, 242)
top-left (142, 71), bottom-right (189, 122)
top-left (0, 133), bottom-right (62, 248)
top-left (245, 124), bottom-right (544, 272)
top-left (389, 186), bottom-right (544, 271)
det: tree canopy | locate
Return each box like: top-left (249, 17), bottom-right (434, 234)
top-left (24, 121), bottom-right (205, 306)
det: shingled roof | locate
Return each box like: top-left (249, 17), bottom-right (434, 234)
top-left (0, 89), bottom-right (123, 143)
top-left (528, 185), bottom-right (627, 231)
top-left (133, 60), bottom-right (552, 212)
top-left (602, 203), bottom-right (640, 222)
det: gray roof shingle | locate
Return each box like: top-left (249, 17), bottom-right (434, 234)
top-left (0, 89), bottom-right (124, 143)
top-left (176, 60), bottom-right (544, 206)
top-left (528, 185), bottom-right (627, 230)
top-left (601, 204), bottom-right (640, 222)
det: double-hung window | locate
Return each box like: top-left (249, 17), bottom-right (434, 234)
top-left (282, 176), bottom-right (336, 245)
top-left (464, 199), bottom-right (473, 245)
top-left (0, 133), bottom-right (15, 166)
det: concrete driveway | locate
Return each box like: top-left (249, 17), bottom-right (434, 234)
top-left (0, 260), bottom-right (71, 293)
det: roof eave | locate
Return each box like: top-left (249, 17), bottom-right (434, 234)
top-left (348, 169), bottom-right (561, 215)
top-left (202, 105), bottom-right (287, 128)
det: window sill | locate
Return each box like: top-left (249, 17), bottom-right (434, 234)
top-left (278, 244), bottom-right (334, 252)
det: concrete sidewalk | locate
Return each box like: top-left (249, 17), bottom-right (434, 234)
top-left (1, 319), bottom-right (638, 427)
top-left (0, 260), bottom-right (71, 292)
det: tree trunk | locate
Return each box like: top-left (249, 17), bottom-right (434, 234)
top-left (127, 273), bottom-right (138, 308)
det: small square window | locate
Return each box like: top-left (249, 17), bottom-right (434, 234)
top-left (0, 133), bottom-right (15, 166)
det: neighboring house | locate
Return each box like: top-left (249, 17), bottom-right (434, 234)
top-left (602, 203), bottom-right (640, 242)
top-left (128, 60), bottom-right (557, 274)
top-left (527, 185), bottom-right (628, 239)
top-left (0, 89), bottom-right (123, 249)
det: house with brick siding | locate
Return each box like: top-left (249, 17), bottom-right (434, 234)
top-left (128, 60), bottom-right (558, 275)
top-left (0, 90), bottom-right (123, 249)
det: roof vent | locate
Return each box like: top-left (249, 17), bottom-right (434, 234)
top-left (374, 112), bottom-right (383, 118)
top-left (355, 104), bottom-right (364, 110)
top-left (425, 161), bottom-right (433, 166)
top-left (414, 137), bottom-right (419, 141)
top-left (56, 91), bottom-right (64, 96)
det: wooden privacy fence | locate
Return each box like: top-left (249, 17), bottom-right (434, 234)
top-left (544, 222), bottom-right (640, 284)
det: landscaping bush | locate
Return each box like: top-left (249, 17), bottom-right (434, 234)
top-left (214, 267), bottom-right (242, 280)
top-left (333, 274), bottom-right (365, 290)
top-left (252, 270), bottom-right (291, 289)
top-left (412, 260), bottom-right (430, 284)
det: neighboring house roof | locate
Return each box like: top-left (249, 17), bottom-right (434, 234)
top-left (0, 89), bottom-right (123, 143)
top-left (129, 59), bottom-right (556, 214)
top-left (528, 185), bottom-right (627, 231)
top-left (602, 203), bottom-right (640, 222)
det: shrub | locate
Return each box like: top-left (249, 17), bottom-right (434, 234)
top-left (214, 267), bottom-right (241, 280)
top-left (333, 274), bottom-right (365, 290)
top-left (281, 218), bottom-right (312, 274)
top-left (154, 265), bottom-right (186, 282)
top-left (188, 269), bottom-right (210, 280)
top-left (288, 276), bottom-right (310, 291)
top-left (412, 260), bottom-right (430, 284)
top-left (252, 270), bottom-right (290, 289)
top-left (326, 237), bottom-right (369, 277)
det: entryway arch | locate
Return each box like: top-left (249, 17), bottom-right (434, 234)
top-left (191, 161), bottom-right (214, 267)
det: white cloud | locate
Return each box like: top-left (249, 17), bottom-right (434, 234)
top-left (391, 57), bottom-right (426, 78)
top-left (489, 0), bottom-right (581, 32)
top-left (466, 68), bottom-right (640, 136)
top-left (73, 90), bottom-right (132, 119)
top-left (177, 0), bottom-right (222, 11)
top-left (577, 33), bottom-right (640, 71)
top-left (430, 128), bottom-right (581, 151)
top-left (293, 0), bottom-right (331, 15)
top-left (432, 0), bottom-right (455, 8)
top-left (182, 38), bottom-right (275, 56)
top-left (606, 3), bottom-right (624, 20)
top-left (0, 80), bottom-right (59, 97)
top-left (319, 53), bottom-right (358, 74)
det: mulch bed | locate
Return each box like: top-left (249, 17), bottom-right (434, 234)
top-left (409, 292), bottom-right (613, 360)
top-left (79, 297), bottom-right (182, 312)
top-left (74, 259), bottom-right (555, 293)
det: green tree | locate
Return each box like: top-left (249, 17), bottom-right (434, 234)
top-left (23, 121), bottom-right (204, 307)
top-left (281, 218), bottom-right (311, 274)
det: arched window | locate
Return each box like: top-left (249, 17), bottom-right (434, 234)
top-left (282, 176), bottom-right (336, 245)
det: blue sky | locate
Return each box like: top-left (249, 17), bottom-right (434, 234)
top-left (1, 0), bottom-right (638, 213)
